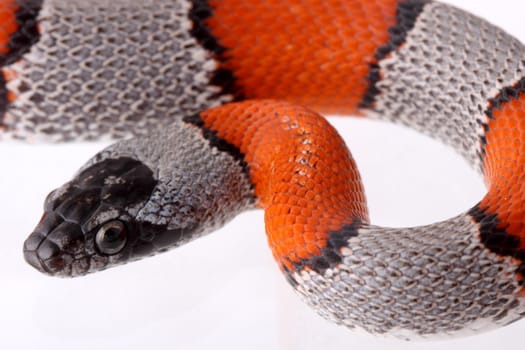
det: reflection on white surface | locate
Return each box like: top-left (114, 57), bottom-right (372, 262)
top-left (0, 0), bottom-right (524, 349)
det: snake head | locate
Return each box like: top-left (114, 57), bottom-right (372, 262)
top-left (22, 156), bottom-right (166, 277)
top-left (23, 122), bottom-right (254, 277)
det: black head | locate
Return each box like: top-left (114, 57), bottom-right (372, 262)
top-left (23, 157), bottom-right (190, 277)
top-left (23, 119), bottom-right (256, 277)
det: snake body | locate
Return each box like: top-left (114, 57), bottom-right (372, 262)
top-left (4, 0), bottom-right (524, 339)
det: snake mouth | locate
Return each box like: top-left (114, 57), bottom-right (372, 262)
top-left (23, 211), bottom-right (107, 277)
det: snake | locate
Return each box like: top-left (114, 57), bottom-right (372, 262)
top-left (4, 0), bottom-right (524, 340)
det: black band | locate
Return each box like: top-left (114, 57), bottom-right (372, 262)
top-left (0, 0), bottom-right (42, 67)
top-left (287, 220), bottom-right (362, 276)
top-left (189, 0), bottom-right (242, 100)
top-left (469, 204), bottom-right (525, 287)
top-left (183, 113), bottom-right (251, 179)
top-left (360, 0), bottom-right (429, 109)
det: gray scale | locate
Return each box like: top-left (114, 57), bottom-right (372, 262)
top-left (368, 2), bottom-right (525, 171)
top-left (291, 216), bottom-right (525, 338)
top-left (80, 119), bottom-right (256, 243)
top-left (16, 0), bottom-right (525, 340)
top-left (41, 119), bottom-right (256, 275)
top-left (292, 2), bottom-right (525, 338)
top-left (3, 0), bottom-right (231, 141)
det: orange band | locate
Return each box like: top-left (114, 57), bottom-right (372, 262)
top-left (199, 100), bottom-right (369, 270)
top-left (0, 0), bottom-right (19, 55)
top-left (206, 0), bottom-right (400, 115)
top-left (481, 93), bottom-right (525, 249)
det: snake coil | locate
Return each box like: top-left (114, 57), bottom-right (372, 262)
top-left (0, 0), bottom-right (522, 340)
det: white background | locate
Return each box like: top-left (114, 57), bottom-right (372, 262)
top-left (0, 0), bottom-right (523, 349)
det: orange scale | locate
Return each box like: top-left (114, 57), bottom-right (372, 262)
top-left (289, 185), bottom-right (306, 197)
top-left (293, 223), bottom-right (308, 234)
top-left (0, 0), bottom-right (17, 53)
top-left (0, 13), bottom-right (16, 32)
top-left (482, 93), bottom-right (525, 248)
top-left (295, 247), bottom-right (310, 261)
top-left (273, 217), bottom-right (286, 228)
top-left (505, 210), bottom-right (523, 224)
top-left (284, 216), bottom-right (297, 226)
top-left (306, 244), bottom-right (323, 257)
top-left (199, 101), bottom-right (367, 268)
top-left (206, 0), bottom-right (399, 114)
top-left (295, 216), bottom-right (308, 226)
top-left (303, 182), bottom-right (316, 193)
top-left (7, 90), bottom-right (16, 102)
top-left (289, 206), bottom-right (302, 216)
top-left (303, 233), bottom-right (318, 245)
top-left (305, 201), bottom-right (319, 210)
top-left (2, 67), bottom-right (16, 81)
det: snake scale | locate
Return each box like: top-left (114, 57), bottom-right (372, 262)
top-left (0, 0), bottom-right (523, 340)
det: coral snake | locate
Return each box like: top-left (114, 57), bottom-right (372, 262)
top-left (0, 0), bottom-right (522, 340)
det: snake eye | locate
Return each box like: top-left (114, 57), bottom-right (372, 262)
top-left (95, 220), bottom-right (127, 255)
